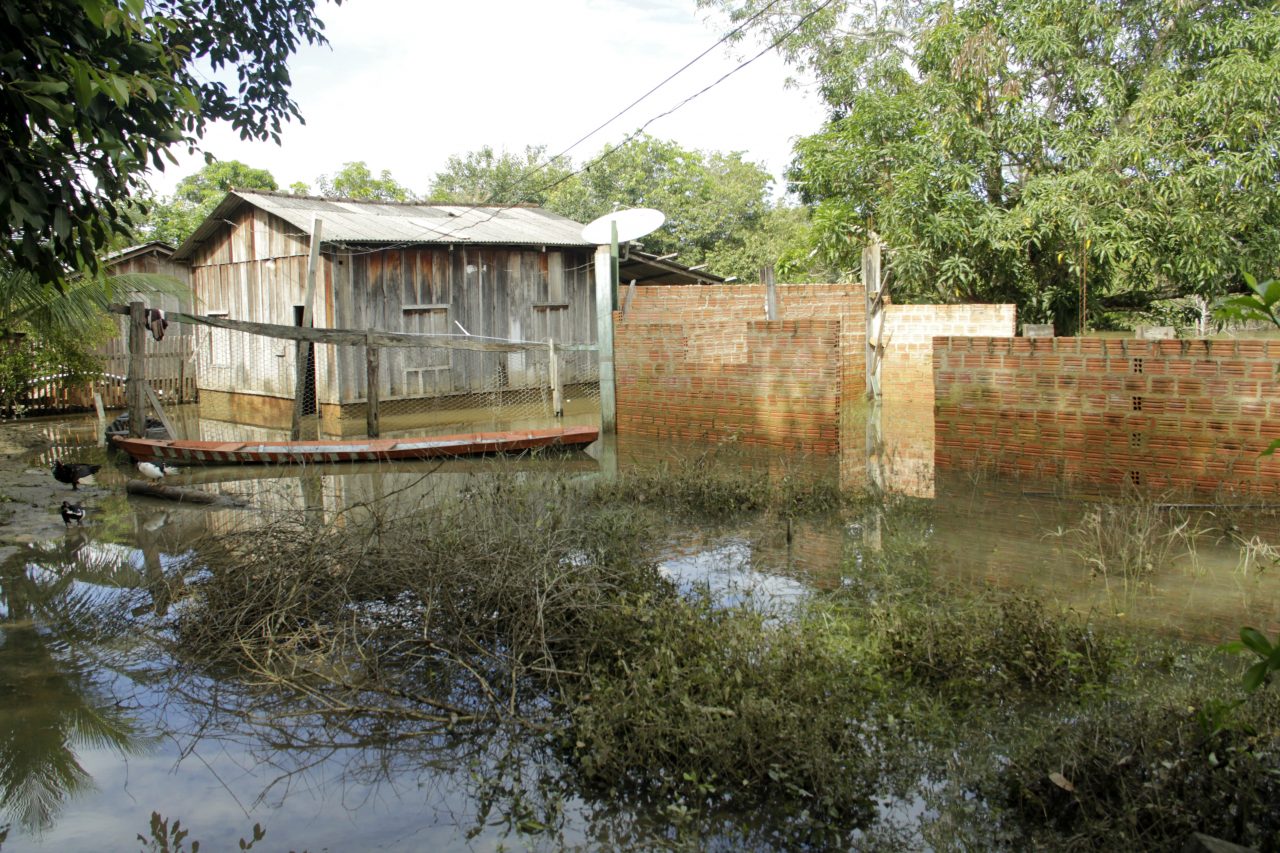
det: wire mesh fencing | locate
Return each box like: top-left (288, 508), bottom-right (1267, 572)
top-left (188, 313), bottom-right (599, 436)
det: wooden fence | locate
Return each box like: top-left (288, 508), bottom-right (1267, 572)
top-left (7, 331), bottom-right (195, 416)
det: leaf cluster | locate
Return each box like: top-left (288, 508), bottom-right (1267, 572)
top-left (0, 0), bottom-right (338, 283)
top-left (708, 0), bottom-right (1280, 328)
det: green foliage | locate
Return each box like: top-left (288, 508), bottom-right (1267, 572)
top-left (1221, 627), bottom-right (1280, 693)
top-left (996, 696), bottom-right (1280, 850)
top-left (1217, 272), bottom-right (1280, 331)
top-left (139, 161), bottom-right (278, 246)
top-left (704, 0), bottom-right (1280, 329)
top-left (137, 813), bottom-right (269, 853)
top-left (564, 596), bottom-right (883, 835)
top-left (314, 161), bottom-right (415, 202)
top-left (0, 0), bottom-right (337, 283)
top-left (425, 135), bottom-right (786, 279)
top-left (548, 134), bottom-right (774, 274)
top-left (873, 595), bottom-right (1116, 697)
top-left (428, 145), bottom-right (574, 206)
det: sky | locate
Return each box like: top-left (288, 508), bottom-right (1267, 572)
top-left (147, 0), bottom-right (828, 200)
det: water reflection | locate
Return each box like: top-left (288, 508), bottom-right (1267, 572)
top-left (0, 544), bottom-right (149, 834)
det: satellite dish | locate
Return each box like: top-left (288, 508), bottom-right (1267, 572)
top-left (581, 208), bottom-right (665, 244)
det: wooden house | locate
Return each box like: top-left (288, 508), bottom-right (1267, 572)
top-left (172, 191), bottom-right (603, 430)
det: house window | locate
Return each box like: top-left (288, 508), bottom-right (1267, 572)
top-left (403, 306), bottom-right (451, 390)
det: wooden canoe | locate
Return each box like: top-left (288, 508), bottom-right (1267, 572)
top-left (111, 425), bottom-right (599, 466)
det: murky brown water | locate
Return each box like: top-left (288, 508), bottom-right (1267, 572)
top-left (3, 402), bottom-right (1278, 849)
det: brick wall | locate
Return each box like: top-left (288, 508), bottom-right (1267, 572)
top-left (881, 303), bottom-right (1016, 404)
top-left (615, 284), bottom-right (864, 454)
top-left (934, 337), bottom-right (1280, 495)
top-left (616, 316), bottom-right (844, 453)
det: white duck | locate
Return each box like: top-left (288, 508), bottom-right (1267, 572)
top-left (137, 460), bottom-right (178, 480)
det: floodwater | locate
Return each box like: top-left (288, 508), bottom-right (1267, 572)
top-left (3, 403), bottom-right (1279, 850)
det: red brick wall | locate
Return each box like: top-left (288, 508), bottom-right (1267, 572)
top-left (934, 337), bottom-right (1280, 495)
top-left (881, 304), bottom-right (1016, 403)
top-left (616, 316), bottom-right (844, 453)
top-left (622, 283), bottom-right (867, 395)
top-left (615, 284), bottom-right (864, 454)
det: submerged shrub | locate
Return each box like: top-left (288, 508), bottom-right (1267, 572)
top-left (873, 596), bottom-right (1116, 698)
top-left (595, 451), bottom-right (845, 521)
top-left (997, 695), bottom-right (1280, 850)
top-left (562, 595), bottom-right (886, 836)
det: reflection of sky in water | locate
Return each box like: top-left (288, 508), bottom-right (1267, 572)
top-left (659, 538), bottom-right (809, 617)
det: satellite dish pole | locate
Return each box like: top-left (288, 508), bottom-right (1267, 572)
top-left (581, 208), bottom-right (666, 436)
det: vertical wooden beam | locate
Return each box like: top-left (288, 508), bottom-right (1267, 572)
top-left (762, 265), bottom-right (779, 320)
top-left (143, 385), bottom-right (178, 441)
top-left (93, 391), bottom-right (106, 447)
top-left (366, 331), bottom-right (380, 438)
top-left (594, 245), bottom-right (616, 434)
top-left (127, 301), bottom-right (146, 437)
top-left (622, 278), bottom-right (637, 317)
top-left (292, 217), bottom-right (323, 440)
top-left (548, 338), bottom-right (563, 417)
top-left (862, 241), bottom-right (883, 400)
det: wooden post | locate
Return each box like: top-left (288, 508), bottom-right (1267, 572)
top-left (93, 391), bottom-right (106, 446)
top-left (622, 279), bottom-right (637, 317)
top-left (292, 217), bottom-right (323, 440)
top-left (862, 241), bottom-right (883, 400)
top-left (594, 245), bottom-right (616, 434)
top-left (762, 265), bottom-right (779, 320)
top-left (548, 338), bottom-right (563, 417)
top-left (127, 301), bottom-right (147, 437)
top-left (143, 385), bottom-right (178, 440)
top-left (366, 330), bottom-right (380, 438)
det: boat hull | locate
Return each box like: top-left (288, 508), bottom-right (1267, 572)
top-left (111, 426), bottom-right (599, 465)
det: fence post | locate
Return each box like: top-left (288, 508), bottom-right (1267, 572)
top-left (366, 330), bottom-right (380, 438)
top-left (762, 264), bottom-right (779, 320)
top-left (292, 216), bottom-right (323, 440)
top-left (548, 338), bottom-right (563, 417)
top-left (863, 240), bottom-right (883, 400)
top-left (127, 301), bottom-right (147, 437)
top-left (594, 245), bottom-right (616, 434)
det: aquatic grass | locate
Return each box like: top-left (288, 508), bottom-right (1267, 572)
top-left (1049, 489), bottom-right (1212, 594)
top-left (599, 449), bottom-right (845, 521)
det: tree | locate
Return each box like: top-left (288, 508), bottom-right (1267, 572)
top-left (0, 0), bottom-right (340, 284)
top-left (428, 145), bottom-right (574, 205)
top-left (703, 0), bottom-right (1280, 331)
top-left (315, 162), bottom-right (416, 202)
top-left (703, 205), bottom-right (839, 283)
top-left (140, 160), bottom-right (278, 246)
top-left (546, 134), bottom-right (774, 272)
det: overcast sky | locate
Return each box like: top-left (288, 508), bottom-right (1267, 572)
top-left (147, 0), bottom-right (827, 200)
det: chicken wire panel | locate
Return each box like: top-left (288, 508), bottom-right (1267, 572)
top-left (193, 320), bottom-right (598, 434)
top-left (195, 324), bottom-right (318, 421)
top-left (342, 341), bottom-right (599, 433)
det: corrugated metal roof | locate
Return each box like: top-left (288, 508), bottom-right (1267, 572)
top-left (173, 191), bottom-right (592, 260)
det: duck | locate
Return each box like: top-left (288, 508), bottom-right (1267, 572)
top-left (137, 460), bottom-right (177, 480)
top-left (52, 460), bottom-right (100, 490)
top-left (60, 501), bottom-right (85, 526)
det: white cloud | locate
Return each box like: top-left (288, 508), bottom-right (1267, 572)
top-left (147, 0), bottom-right (825, 199)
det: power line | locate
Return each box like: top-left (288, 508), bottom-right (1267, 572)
top-left (428, 0), bottom-right (838, 242)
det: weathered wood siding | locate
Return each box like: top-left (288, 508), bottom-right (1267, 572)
top-left (331, 246), bottom-right (596, 403)
top-left (99, 248), bottom-right (196, 406)
top-left (187, 208), bottom-right (339, 405)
